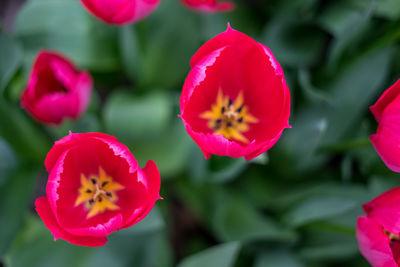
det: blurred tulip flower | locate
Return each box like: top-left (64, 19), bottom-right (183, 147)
top-left (21, 51), bottom-right (92, 125)
top-left (179, 24), bottom-right (291, 160)
top-left (180, 0), bottom-right (235, 13)
top-left (370, 79), bottom-right (400, 172)
top-left (35, 132), bottom-right (161, 247)
top-left (80, 0), bottom-right (161, 25)
top-left (357, 187), bottom-right (400, 267)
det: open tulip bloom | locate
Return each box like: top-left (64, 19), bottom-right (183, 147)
top-left (357, 187), bottom-right (400, 267)
top-left (21, 51), bottom-right (92, 125)
top-left (80, 0), bottom-right (161, 25)
top-left (370, 79), bottom-right (400, 172)
top-left (180, 24), bottom-right (291, 160)
top-left (35, 132), bottom-right (161, 247)
top-left (181, 0), bottom-right (235, 13)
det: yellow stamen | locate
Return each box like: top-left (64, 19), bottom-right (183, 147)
top-left (199, 90), bottom-right (258, 143)
top-left (75, 167), bottom-right (124, 218)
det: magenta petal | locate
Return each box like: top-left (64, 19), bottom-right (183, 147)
top-left (370, 133), bottom-right (400, 173)
top-left (35, 197), bottom-right (108, 247)
top-left (37, 132), bottom-right (161, 246)
top-left (181, 0), bottom-right (235, 13)
top-left (371, 79), bottom-right (400, 122)
top-left (21, 50), bottom-right (92, 125)
top-left (180, 24), bottom-right (290, 160)
top-left (79, 0), bottom-right (161, 25)
top-left (356, 217), bottom-right (398, 267)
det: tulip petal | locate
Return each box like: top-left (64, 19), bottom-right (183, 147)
top-left (371, 79), bottom-right (400, 122)
top-left (356, 217), bottom-right (398, 267)
top-left (35, 197), bottom-right (107, 247)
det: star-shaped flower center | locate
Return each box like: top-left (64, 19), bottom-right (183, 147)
top-left (75, 167), bottom-right (124, 218)
top-left (200, 90), bottom-right (258, 143)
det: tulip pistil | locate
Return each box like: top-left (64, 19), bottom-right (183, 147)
top-left (75, 167), bottom-right (124, 218)
top-left (200, 90), bottom-right (258, 143)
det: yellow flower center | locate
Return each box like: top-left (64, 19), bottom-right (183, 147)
top-left (385, 229), bottom-right (400, 242)
top-left (199, 90), bottom-right (258, 143)
top-left (75, 167), bottom-right (124, 218)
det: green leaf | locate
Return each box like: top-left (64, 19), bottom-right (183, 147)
top-left (14, 0), bottom-right (119, 72)
top-left (178, 242), bottom-right (241, 267)
top-left (4, 216), bottom-right (94, 267)
top-left (118, 206), bottom-right (164, 235)
top-left (276, 109), bottom-right (329, 173)
top-left (0, 98), bottom-right (50, 161)
top-left (320, 46), bottom-right (391, 145)
top-left (209, 157), bottom-right (248, 184)
top-left (104, 90), bottom-right (192, 176)
top-left (317, 1), bottom-right (371, 37)
top-left (373, 0), bottom-right (400, 19)
top-left (255, 250), bottom-right (304, 267)
top-left (104, 91), bottom-right (172, 142)
top-left (212, 193), bottom-right (296, 243)
top-left (299, 229), bottom-right (359, 260)
top-left (0, 32), bottom-right (23, 92)
top-left (119, 25), bottom-right (142, 82)
top-left (0, 167), bottom-right (39, 259)
top-left (5, 207), bottom-right (166, 267)
top-left (47, 113), bottom-right (101, 140)
top-left (129, 119), bottom-right (193, 177)
top-left (283, 196), bottom-right (357, 227)
top-left (260, 18), bottom-right (326, 67)
top-left (0, 138), bottom-right (18, 186)
top-left (138, 0), bottom-right (201, 89)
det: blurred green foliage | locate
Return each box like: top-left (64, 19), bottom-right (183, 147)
top-left (1, 0), bottom-right (400, 266)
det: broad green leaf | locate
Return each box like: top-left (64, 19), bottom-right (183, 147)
top-left (212, 192), bottom-right (296, 243)
top-left (178, 242), bottom-right (241, 267)
top-left (0, 138), bottom-right (18, 186)
top-left (317, 0), bottom-right (374, 69)
top-left (255, 250), bottom-right (304, 267)
top-left (283, 196), bottom-right (357, 227)
top-left (129, 119), bottom-right (193, 177)
top-left (5, 208), bottom-right (166, 267)
top-left (14, 0), bottom-right (119, 72)
top-left (275, 109), bottom-right (328, 173)
top-left (320, 46), bottom-right (391, 146)
top-left (317, 1), bottom-right (371, 37)
top-left (351, 0), bottom-right (400, 20)
top-left (0, 32), bottom-right (23, 92)
top-left (138, 0), bottom-right (201, 89)
top-left (47, 113), bottom-right (101, 140)
top-left (0, 98), bottom-right (50, 161)
top-left (373, 0), bottom-right (400, 19)
top-left (119, 25), bottom-right (142, 82)
top-left (260, 18), bottom-right (326, 67)
top-left (0, 167), bottom-right (39, 259)
top-left (209, 157), bottom-right (247, 184)
top-left (120, 206), bottom-right (164, 235)
top-left (4, 216), bottom-right (94, 267)
top-left (299, 229), bottom-right (359, 260)
top-left (104, 91), bottom-right (171, 142)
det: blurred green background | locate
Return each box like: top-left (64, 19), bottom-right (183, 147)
top-left (1, 0), bottom-right (400, 266)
